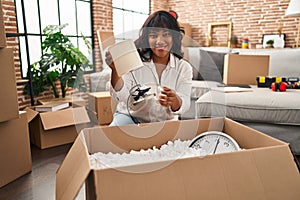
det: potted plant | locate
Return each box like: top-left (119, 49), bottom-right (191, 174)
top-left (266, 39), bottom-right (274, 48)
top-left (24, 24), bottom-right (92, 99)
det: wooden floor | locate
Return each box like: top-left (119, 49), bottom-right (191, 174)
top-left (0, 142), bottom-right (300, 200)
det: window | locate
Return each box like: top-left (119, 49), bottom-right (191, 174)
top-left (13, 0), bottom-right (93, 78)
top-left (112, 0), bottom-right (150, 41)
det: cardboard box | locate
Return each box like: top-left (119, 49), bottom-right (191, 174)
top-left (0, 111), bottom-right (32, 188)
top-left (25, 106), bottom-right (90, 149)
top-left (56, 118), bottom-right (300, 200)
top-left (87, 91), bottom-right (117, 125)
top-left (223, 54), bottom-right (269, 85)
top-left (37, 96), bottom-right (87, 107)
top-left (0, 1), bottom-right (6, 48)
top-left (0, 48), bottom-right (19, 122)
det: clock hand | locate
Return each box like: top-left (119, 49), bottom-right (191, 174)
top-left (212, 137), bottom-right (220, 154)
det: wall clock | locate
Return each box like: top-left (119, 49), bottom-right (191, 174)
top-left (189, 131), bottom-right (241, 155)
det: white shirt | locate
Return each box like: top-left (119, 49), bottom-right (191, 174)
top-left (110, 54), bottom-right (193, 123)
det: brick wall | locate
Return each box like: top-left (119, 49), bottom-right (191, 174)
top-left (154, 0), bottom-right (299, 48)
top-left (1, 0), bottom-right (300, 108)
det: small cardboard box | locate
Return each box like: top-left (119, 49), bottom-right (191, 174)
top-left (0, 48), bottom-right (19, 122)
top-left (0, 111), bottom-right (32, 188)
top-left (25, 106), bottom-right (90, 149)
top-left (223, 54), bottom-right (269, 85)
top-left (56, 118), bottom-right (300, 200)
top-left (87, 91), bottom-right (117, 125)
top-left (0, 1), bottom-right (6, 48)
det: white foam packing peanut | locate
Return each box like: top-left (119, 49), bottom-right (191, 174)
top-left (90, 139), bottom-right (206, 169)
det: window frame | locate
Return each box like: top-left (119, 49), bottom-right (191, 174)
top-left (112, 0), bottom-right (150, 41)
top-left (8, 0), bottom-right (94, 79)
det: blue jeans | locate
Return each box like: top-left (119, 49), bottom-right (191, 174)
top-left (109, 112), bottom-right (136, 126)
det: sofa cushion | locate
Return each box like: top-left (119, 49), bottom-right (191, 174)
top-left (195, 49), bottom-right (228, 82)
top-left (180, 80), bottom-right (221, 119)
top-left (195, 87), bottom-right (300, 125)
top-left (186, 47), bottom-right (236, 82)
top-left (89, 68), bottom-right (111, 92)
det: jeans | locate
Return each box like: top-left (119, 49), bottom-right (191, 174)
top-left (109, 112), bottom-right (136, 126)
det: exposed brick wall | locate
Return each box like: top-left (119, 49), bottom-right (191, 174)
top-left (2, 0), bottom-right (300, 109)
top-left (93, 0), bottom-right (113, 71)
top-left (164, 0), bottom-right (299, 48)
top-left (150, 0), bottom-right (169, 12)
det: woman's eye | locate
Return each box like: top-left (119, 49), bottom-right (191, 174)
top-left (149, 34), bottom-right (157, 39)
top-left (163, 32), bottom-right (171, 37)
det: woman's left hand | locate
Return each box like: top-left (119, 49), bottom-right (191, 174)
top-left (158, 86), bottom-right (182, 111)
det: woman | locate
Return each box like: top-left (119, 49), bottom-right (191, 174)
top-left (106, 10), bottom-right (193, 126)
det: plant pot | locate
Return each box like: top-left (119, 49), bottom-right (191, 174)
top-left (266, 44), bottom-right (273, 48)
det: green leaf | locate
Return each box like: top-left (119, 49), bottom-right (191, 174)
top-left (24, 24), bottom-right (93, 98)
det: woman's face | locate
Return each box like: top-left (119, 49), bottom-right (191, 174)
top-left (148, 28), bottom-right (173, 60)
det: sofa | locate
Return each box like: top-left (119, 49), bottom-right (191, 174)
top-left (182, 47), bottom-right (300, 155)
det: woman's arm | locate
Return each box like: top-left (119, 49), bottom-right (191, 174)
top-left (105, 51), bottom-right (124, 91)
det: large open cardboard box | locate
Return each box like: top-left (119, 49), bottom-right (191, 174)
top-left (0, 48), bottom-right (19, 122)
top-left (56, 118), bottom-right (300, 200)
top-left (25, 106), bottom-right (90, 149)
top-left (223, 54), bottom-right (269, 85)
top-left (0, 111), bottom-right (32, 188)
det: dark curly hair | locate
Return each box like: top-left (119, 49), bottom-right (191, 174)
top-left (134, 10), bottom-right (184, 62)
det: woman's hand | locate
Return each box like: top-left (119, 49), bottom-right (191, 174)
top-left (105, 51), bottom-right (123, 91)
top-left (105, 51), bottom-right (116, 70)
top-left (158, 86), bottom-right (182, 112)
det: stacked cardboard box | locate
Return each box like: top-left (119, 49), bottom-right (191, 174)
top-left (0, 111), bottom-right (32, 188)
top-left (87, 91), bottom-right (117, 125)
top-left (56, 117), bottom-right (300, 200)
top-left (0, 2), bottom-right (32, 188)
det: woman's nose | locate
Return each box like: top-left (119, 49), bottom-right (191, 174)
top-left (156, 34), bottom-right (164, 43)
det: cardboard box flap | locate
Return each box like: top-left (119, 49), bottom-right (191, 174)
top-left (84, 118), bottom-right (225, 154)
top-left (40, 107), bottom-right (90, 130)
top-left (24, 107), bottom-right (39, 123)
top-left (56, 134), bottom-right (91, 200)
top-left (223, 118), bottom-right (287, 149)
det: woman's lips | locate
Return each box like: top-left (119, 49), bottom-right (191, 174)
top-left (155, 45), bottom-right (168, 51)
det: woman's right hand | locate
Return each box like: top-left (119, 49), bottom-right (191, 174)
top-left (105, 51), bottom-right (116, 70)
top-left (105, 51), bottom-right (124, 91)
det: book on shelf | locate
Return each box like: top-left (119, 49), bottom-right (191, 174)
top-left (35, 101), bottom-right (70, 112)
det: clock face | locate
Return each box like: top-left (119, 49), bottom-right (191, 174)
top-left (189, 131), bottom-right (240, 155)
